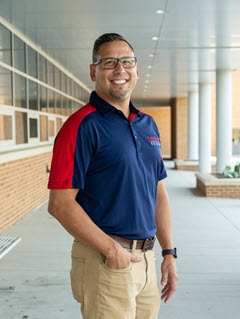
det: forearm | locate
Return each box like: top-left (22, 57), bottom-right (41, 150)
top-left (48, 189), bottom-right (118, 258)
top-left (155, 181), bottom-right (173, 249)
top-left (155, 181), bottom-right (178, 302)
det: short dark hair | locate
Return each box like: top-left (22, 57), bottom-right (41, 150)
top-left (92, 33), bottom-right (135, 63)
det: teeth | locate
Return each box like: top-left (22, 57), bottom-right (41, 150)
top-left (113, 80), bottom-right (126, 84)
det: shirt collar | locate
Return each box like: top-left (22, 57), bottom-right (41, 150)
top-left (89, 91), bottom-right (140, 117)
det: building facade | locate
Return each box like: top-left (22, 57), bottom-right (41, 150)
top-left (0, 18), bottom-right (240, 233)
top-left (0, 19), bottom-right (90, 232)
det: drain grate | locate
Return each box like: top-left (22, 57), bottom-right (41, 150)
top-left (0, 236), bottom-right (21, 260)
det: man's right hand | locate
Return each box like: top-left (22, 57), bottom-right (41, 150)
top-left (105, 243), bottom-right (142, 269)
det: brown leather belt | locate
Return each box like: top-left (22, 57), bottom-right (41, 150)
top-left (108, 234), bottom-right (156, 252)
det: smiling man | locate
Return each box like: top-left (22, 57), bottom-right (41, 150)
top-left (90, 39), bottom-right (139, 116)
top-left (48, 33), bottom-right (178, 319)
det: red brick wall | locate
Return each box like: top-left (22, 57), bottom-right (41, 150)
top-left (140, 106), bottom-right (171, 157)
top-left (197, 178), bottom-right (240, 198)
top-left (172, 97), bottom-right (188, 159)
top-left (0, 152), bottom-right (52, 233)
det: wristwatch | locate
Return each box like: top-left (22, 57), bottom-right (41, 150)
top-left (162, 247), bottom-right (177, 258)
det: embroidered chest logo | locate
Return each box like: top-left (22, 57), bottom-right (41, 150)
top-left (147, 136), bottom-right (160, 146)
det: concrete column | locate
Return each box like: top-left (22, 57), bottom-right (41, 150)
top-left (188, 90), bottom-right (199, 160)
top-left (198, 83), bottom-right (212, 173)
top-left (216, 70), bottom-right (232, 173)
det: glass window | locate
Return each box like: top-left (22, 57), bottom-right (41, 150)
top-left (70, 80), bottom-right (74, 96)
top-left (15, 111), bottom-right (27, 144)
top-left (29, 80), bottom-right (38, 110)
top-left (79, 86), bottom-right (82, 99)
top-left (48, 89), bottom-right (55, 114)
top-left (14, 35), bottom-right (26, 72)
top-left (0, 114), bottom-right (12, 140)
top-left (66, 77), bottom-right (70, 95)
top-left (61, 73), bottom-right (66, 93)
top-left (67, 99), bottom-right (72, 115)
top-left (29, 118), bottom-right (38, 138)
top-left (47, 61), bottom-right (54, 86)
top-left (40, 86), bottom-right (47, 112)
top-left (55, 67), bottom-right (61, 90)
top-left (14, 73), bottom-right (26, 108)
top-left (40, 115), bottom-right (48, 141)
top-left (0, 23), bottom-right (11, 65)
top-left (27, 46), bottom-right (37, 77)
top-left (39, 55), bottom-right (46, 83)
top-left (0, 66), bottom-right (12, 105)
top-left (56, 93), bottom-right (62, 114)
top-left (62, 95), bottom-right (67, 116)
top-left (73, 82), bottom-right (77, 98)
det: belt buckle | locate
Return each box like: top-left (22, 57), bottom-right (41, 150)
top-left (142, 236), bottom-right (156, 252)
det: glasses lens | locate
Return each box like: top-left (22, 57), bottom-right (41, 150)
top-left (100, 57), bottom-right (137, 69)
top-left (102, 58), bottom-right (118, 69)
top-left (121, 57), bottom-right (136, 68)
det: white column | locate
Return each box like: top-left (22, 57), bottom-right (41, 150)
top-left (216, 70), bottom-right (232, 173)
top-left (188, 91), bottom-right (199, 160)
top-left (198, 83), bottom-right (212, 173)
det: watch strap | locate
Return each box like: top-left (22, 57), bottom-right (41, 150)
top-left (162, 247), bottom-right (177, 258)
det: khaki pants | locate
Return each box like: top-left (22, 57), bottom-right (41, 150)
top-left (70, 239), bottom-right (160, 319)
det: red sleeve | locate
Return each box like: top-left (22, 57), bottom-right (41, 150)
top-left (48, 104), bottom-right (96, 189)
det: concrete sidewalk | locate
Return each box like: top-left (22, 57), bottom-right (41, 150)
top-left (0, 164), bottom-right (240, 319)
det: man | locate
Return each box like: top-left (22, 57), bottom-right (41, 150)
top-left (48, 33), bottom-right (178, 319)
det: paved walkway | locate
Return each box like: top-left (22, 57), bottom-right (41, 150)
top-left (1, 163), bottom-right (240, 319)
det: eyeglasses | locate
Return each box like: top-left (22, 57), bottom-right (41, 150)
top-left (93, 57), bottom-right (137, 69)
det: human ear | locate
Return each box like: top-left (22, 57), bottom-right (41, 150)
top-left (90, 64), bottom-right (96, 82)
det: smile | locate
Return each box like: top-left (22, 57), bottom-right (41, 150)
top-left (111, 80), bottom-right (127, 85)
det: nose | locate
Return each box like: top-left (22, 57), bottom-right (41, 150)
top-left (114, 60), bottom-right (126, 73)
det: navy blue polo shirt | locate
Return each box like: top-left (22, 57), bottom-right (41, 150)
top-left (48, 91), bottom-right (167, 239)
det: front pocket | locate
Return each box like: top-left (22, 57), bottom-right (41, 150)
top-left (70, 256), bottom-right (87, 303)
top-left (102, 261), bottom-right (133, 273)
top-left (98, 262), bottom-right (135, 312)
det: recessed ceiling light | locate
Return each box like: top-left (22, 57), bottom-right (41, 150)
top-left (149, 53), bottom-right (154, 58)
top-left (146, 74), bottom-right (151, 77)
top-left (148, 65), bottom-right (152, 69)
top-left (156, 10), bottom-right (164, 14)
top-left (152, 37), bottom-right (158, 41)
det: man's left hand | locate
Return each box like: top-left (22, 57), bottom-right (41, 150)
top-left (160, 256), bottom-right (178, 303)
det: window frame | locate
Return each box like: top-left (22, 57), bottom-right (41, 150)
top-left (28, 111), bottom-right (39, 144)
top-left (0, 20), bottom-right (90, 154)
top-left (0, 105), bottom-right (15, 146)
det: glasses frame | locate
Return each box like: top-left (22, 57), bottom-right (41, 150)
top-left (93, 56), bottom-right (137, 69)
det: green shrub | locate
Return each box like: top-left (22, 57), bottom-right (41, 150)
top-left (223, 163), bottom-right (240, 178)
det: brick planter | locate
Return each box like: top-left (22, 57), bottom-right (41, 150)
top-left (174, 159), bottom-right (216, 172)
top-left (196, 172), bottom-right (240, 198)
